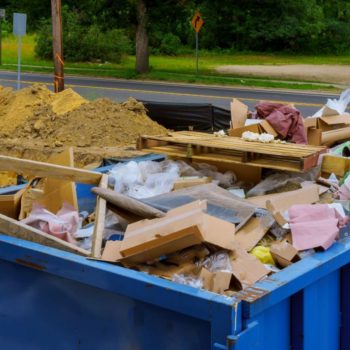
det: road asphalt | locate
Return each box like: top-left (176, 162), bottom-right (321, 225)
top-left (0, 70), bottom-right (339, 116)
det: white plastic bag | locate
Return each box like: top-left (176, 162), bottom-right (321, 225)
top-left (109, 160), bottom-right (181, 199)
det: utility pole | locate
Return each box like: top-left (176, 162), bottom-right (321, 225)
top-left (51, 0), bottom-right (64, 92)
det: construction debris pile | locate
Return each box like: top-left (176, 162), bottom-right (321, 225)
top-left (1, 84), bottom-right (350, 297)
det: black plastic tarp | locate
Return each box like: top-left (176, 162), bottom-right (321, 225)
top-left (140, 101), bottom-right (231, 131)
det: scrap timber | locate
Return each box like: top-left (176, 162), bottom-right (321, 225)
top-left (137, 131), bottom-right (326, 172)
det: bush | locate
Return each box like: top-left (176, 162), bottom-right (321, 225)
top-left (159, 33), bottom-right (182, 55)
top-left (35, 8), bottom-right (132, 63)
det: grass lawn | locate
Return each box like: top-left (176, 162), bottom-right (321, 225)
top-left (1, 34), bottom-right (347, 91)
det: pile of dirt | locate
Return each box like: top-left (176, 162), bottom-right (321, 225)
top-left (0, 84), bottom-right (88, 135)
top-left (9, 96), bottom-right (167, 148)
top-left (0, 84), bottom-right (167, 166)
top-left (0, 83), bottom-right (167, 147)
top-left (0, 84), bottom-right (53, 135)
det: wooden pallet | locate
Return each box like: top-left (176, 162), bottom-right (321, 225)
top-left (137, 131), bottom-right (326, 172)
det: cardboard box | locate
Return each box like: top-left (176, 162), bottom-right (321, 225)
top-left (228, 120), bottom-right (278, 138)
top-left (102, 200), bottom-right (237, 264)
top-left (305, 113), bottom-right (350, 146)
top-left (229, 98), bottom-right (277, 137)
top-left (0, 187), bottom-right (26, 219)
top-left (270, 240), bottom-right (300, 268)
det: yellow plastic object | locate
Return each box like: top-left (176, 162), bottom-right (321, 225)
top-left (251, 246), bottom-right (275, 266)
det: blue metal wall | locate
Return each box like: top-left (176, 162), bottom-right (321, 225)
top-left (0, 235), bottom-right (239, 350)
top-left (1, 235), bottom-right (350, 349)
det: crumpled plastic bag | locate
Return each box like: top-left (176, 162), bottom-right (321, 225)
top-left (109, 160), bottom-right (181, 199)
top-left (172, 274), bottom-right (203, 288)
top-left (198, 251), bottom-right (233, 272)
top-left (21, 203), bottom-right (79, 244)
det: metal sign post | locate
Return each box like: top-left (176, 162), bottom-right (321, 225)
top-left (191, 12), bottom-right (204, 74)
top-left (0, 9), bottom-right (5, 66)
top-left (13, 13), bottom-right (27, 90)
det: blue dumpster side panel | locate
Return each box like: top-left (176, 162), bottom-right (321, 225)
top-left (0, 259), bottom-right (211, 350)
top-left (0, 235), bottom-right (239, 350)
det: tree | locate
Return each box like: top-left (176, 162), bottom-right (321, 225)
top-left (135, 0), bottom-right (149, 73)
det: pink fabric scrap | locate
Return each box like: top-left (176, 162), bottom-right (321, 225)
top-left (288, 204), bottom-right (346, 251)
top-left (21, 203), bottom-right (79, 244)
top-left (255, 102), bottom-right (308, 144)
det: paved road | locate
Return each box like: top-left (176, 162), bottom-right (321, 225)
top-left (0, 70), bottom-right (339, 116)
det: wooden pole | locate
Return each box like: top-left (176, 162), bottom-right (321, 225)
top-left (51, 0), bottom-right (64, 92)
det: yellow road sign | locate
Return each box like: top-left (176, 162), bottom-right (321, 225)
top-left (191, 11), bottom-right (204, 33)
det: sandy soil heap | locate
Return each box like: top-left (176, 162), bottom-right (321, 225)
top-left (0, 84), bottom-right (166, 145)
top-left (0, 84), bottom-right (167, 165)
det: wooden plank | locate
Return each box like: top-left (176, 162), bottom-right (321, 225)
top-left (91, 174), bottom-right (108, 258)
top-left (0, 155), bottom-right (102, 185)
top-left (0, 213), bottom-right (90, 256)
top-left (322, 127), bottom-right (350, 147)
top-left (140, 133), bottom-right (325, 157)
top-left (148, 146), bottom-right (307, 172)
top-left (92, 187), bottom-right (165, 219)
top-left (166, 132), bottom-right (325, 153)
top-left (321, 155), bottom-right (350, 178)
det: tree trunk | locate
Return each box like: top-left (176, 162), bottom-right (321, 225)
top-left (135, 0), bottom-right (149, 74)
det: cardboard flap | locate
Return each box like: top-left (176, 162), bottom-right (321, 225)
top-left (320, 115), bottom-right (350, 125)
top-left (202, 214), bottom-right (236, 250)
top-left (304, 118), bottom-right (317, 129)
top-left (266, 185), bottom-right (320, 226)
top-left (270, 240), bottom-right (300, 267)
top-left (231, 248), bottom-right (269, 286)
top-left (259, 120), bottom-right (278, 137)
top-left (247, 185), bottom-right (321, 210)
top-left (235, 215), bottom-right (274, 251)
top-left (230, 99), bottom-right (248, 129)
top-left (200, 268), bottom-right (232, 294)
top-left (228, 124), bottom-right (259, 137)
top-left (110, 200), bottom-right (236, 264)
top-left (266, 185), bottom-right (320, 213)
top-left (322, 106), bottom-right (339, 117)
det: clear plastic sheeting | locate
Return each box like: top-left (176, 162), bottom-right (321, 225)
top-left (109, 160), bottom-right (181, 199)
top-left (108, 160), bottom-right (237, 199)
top-left (172, 274), bottom-right (203, 289)
top-left (247, 169), bottom-right (319, 197)
top-left (198, 251), bottom-right (233, 273)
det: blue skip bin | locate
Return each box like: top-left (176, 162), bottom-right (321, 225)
top-left (0, 153), bottom-right (349, 349)
top-left (0, 233), bottom-right (349, 349)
